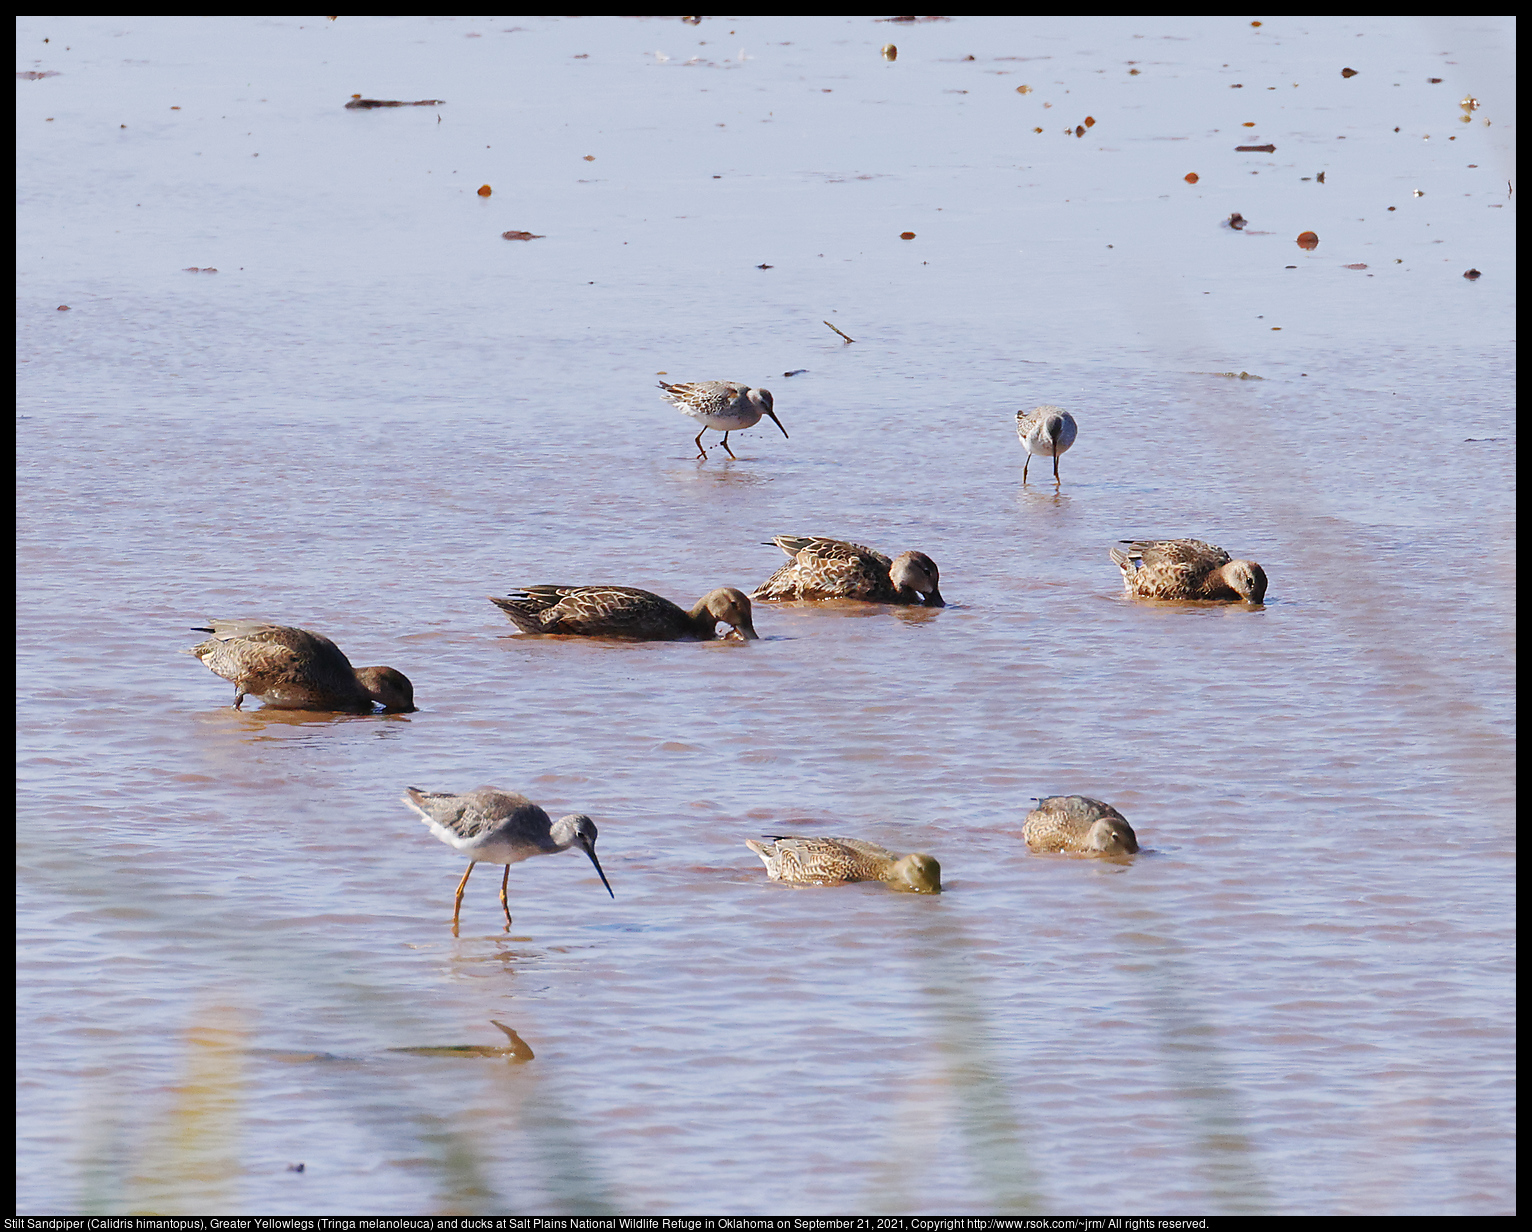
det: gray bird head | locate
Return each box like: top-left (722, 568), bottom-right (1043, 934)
top-left (561, 814), bottom-right (614, 898)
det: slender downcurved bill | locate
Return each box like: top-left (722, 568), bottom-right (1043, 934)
top-left (579, 835), bottom-right (616, 898)
top-left (763, 409), bottom-right (789, 440)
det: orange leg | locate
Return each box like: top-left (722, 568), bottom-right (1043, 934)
top-left (452, 862), bottom-right (476, 929)
top-left (498, 865), bottom-right (513, 929)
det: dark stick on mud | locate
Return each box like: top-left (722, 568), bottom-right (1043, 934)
top-left (823, 320), bottom-right (855, 344)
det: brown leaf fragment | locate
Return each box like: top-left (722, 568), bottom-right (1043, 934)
top-left (1296, 231), bottom-right (1319, 250)
top-left (501, 230), bottom-right (544, 241)
top-left (900, 231), bottom-right (916, 240)
top-left (477, 184), bottom-right (492, 196)
top-left (1226, 212), bottom-right (1247, 230)
top-left (1084, 115), bottom-right (1095, 127)
top-left (17, 71), bottom-right (61, 79)
top-left (882, 44), bottom-right (897, 60)
top-left (583, 154), bottom-right (595, 161)
top-left (1344, 263), bottom-right (1368, 269)
top-left (56, 305), bottom-right (70, 311)
top-left (1463, 268), bottom-right (1481, 280)
top-left (1341, 67), bottom-right (1358, 78)
top-left (1184, 172), bottom-right (1200, 183)
top-left (1236, 143), bottom-right (1276, 152)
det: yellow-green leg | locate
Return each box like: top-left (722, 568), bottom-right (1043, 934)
top-left (452, 862), bottom-right (476, 929)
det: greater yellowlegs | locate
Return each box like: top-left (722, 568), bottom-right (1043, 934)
top-left (752, 535), bottom-right (944, 606)
top-left (185, 620), bottom-right (415, 712)
top-left (402, 787), bottom-right (614, 931)
top-left (658, 380), bottom-right (788, 459)
top-left (1023, 796), bottom-right (1139, 856)
top-left (745, 836), bottom-right (942, 893)
top-left (489, 585), bottom-right (759, 640)
top-left (1016, 404), bottom-right (1078, 483)
top-left (1109, 539), bottom-right (1268, 603)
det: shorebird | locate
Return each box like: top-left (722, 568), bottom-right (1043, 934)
top-left (745, 836), bottom-right (942, 893)
top-left (184, 620), bottom-right (414, 712)
top-left (401, 787), bottom-right (614, 931)
top-left (1016, 404), bottom-right (1078, 483)
top-left (1023, 796), bottom-right (1139, 856)
top-left (489, 585), bottom-right (759, 641)
top-left (1109, 538), bottom-right (1268, 603)
top-left (752, 536), bottom-right (944, 606)
top-left (658, 380), bottom-right (788, 459)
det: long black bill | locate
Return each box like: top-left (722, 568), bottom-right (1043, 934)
top-left (580, 836), bottom-right (615, 898)
top-left (765, 410), bottom-right (789, 439)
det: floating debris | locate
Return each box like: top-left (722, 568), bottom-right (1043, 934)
top-left (1296, 231), bottom-right (1319, 250)
top-left (900, 231), bottom-right (915, 239)
top-left (1344, 263), bottom-right (1368, 270)
top-left (823, 320), bottom-right (855, 343)
top-left (182, 266), bottom-right (218, 273)
top-left (1184, 172), bottom-right (1200, 183)
top-left (1341, 67), bottom-right (1358, 78)
top-left (477, 184), bottom-right (492, 197)
top-left (16, 71), bottom-right (60, 80)
top-left (756, 263), bottom-right (773, 269)
top-left (1464, 269), bottom-right (1482, 280)
top-left (1226, 212), bottom-right (1248, 230)
top-left (501, 230), bottom-right (544, 241)
top-left (345, 96), bottom-right (444, 109)
top-left (882, 44), bottom-right (897, 61)
top-left (1236, 143), bottom-right (1276, 152)
top-left (783, 369), bottom-right (807, 377)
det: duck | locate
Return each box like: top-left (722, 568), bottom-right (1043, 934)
top-left (489, 585), bottom-right (759, 640)
top-left (1110, 539), bottom-right (1268, 603)
top-left (1023, 796), bottom-right (1138, 856)
top-left (745, 836), bottom-right (941, 893)
top-left (185, 620), bottom-right (414, 712)
top-left (752, 536), bottom-right (944, 606)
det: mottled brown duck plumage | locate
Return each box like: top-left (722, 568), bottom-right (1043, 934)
top-left (489, 585), bottom-right (759, 641)
top-left (752, 536), bottom-right (944, 606)
top-left (1023, 796), bottom-right (1139, 856)
top-left (1110, 539), bottom-right (1267, 603)
top-left (745, 836), bottom-right (941, 893)
top-left (185, 620), bottom-right (414, 712)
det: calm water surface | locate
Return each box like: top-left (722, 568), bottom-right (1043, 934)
top-left (17, 15), bottom-right (1514, 1215)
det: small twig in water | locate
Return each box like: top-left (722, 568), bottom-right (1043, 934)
top-left (823, 320), bottom-right (855, 344)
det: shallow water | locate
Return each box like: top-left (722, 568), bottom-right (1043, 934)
top-left (17, 15), bottom-right (1515, 1215)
